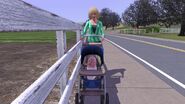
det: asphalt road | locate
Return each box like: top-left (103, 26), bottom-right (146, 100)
top-left (106, 34), bottom-right (185, 96)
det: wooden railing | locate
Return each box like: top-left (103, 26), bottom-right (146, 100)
top-left (120, 29), bottom-right (146, 34)
top-left (0, 0), bottom-right (83, 104)
top-left (11, 41), bottom-right (82, 104)
top-left (120, 28), bottom-right (181, 34)
top-left (160, 28), bottom-right (180, 34)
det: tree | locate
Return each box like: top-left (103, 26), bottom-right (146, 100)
top-left (157, 0), bottom-right (185, 36)
top-left (155, 1), bottom-right (173, 28)
top-left (99, 8), bottom-right (112, 29)
top-left (100, 8), bottom-right (121, 29)
top-left (109, 12), bottom-right (121, 30)
top-left (122, 0), bottom-right (158, 28)
top-left (122, 3), bottom-right (138, 27)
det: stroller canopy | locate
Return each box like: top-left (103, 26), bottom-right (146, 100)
top-left (81, 45), bottom-right (104, 65)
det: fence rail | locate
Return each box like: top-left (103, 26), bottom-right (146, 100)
top-left (11, 41), bottom-right (82, 104)
top-left (0, 0), bottom-right (83, 103)
top-left (120, 29), bottom-right (146, 34)
top-left (120, 28), bottom-right (181, 34)
top-left (59, 57), bottom-right (81, 104)
top-left (160, 28), bottom-right (180, 34)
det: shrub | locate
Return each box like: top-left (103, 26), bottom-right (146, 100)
top-left (141, 26), bottom-right (160, 33)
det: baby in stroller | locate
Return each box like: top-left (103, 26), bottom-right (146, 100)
top-left (81, 43), bottom-right (104, 65)
top-left (80, 41), bottom-right (104, 87)
top-left (86, 55), bottom-right (98, 80)
top-left (76, 40), bottom-right (109, 104)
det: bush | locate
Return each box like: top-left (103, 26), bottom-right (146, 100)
top-left (141, 26), bottom-right (160, 33)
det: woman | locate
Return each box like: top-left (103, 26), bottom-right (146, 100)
top-left (82, 7), bottom-right (104, 43)
top-left (81, 7), bottom-right (104, 65)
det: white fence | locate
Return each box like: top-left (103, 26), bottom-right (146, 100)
top-left (120, 29), bottom-right (146, 34)
top-left (0, 0), bottom-right (83, 104)
top-left (160, 28), bottom-right (180, 34)
top-left (121, 28), bottom-right (181, 34)
top-left (11, 41), bottom-right (82, 104)
top-left (59, 57), bottom-right (81, 104)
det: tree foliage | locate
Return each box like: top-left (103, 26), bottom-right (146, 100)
top-left (100, 8), bottom-right (121, 29)
top-left (122, 0), bottom-right (158, 28)
top-left (122, 0), bottom-right (185, 36)
top-left (157, 0), bottom-right (185, 36)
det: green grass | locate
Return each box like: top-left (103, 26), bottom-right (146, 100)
top-left (133, 33), bottom-right (185, 41)
top-left (0, 31), bottom-right (76, 43)
top-left (115, 26), bottom-right (130, 30)
top-left (118, 28), bottom-right (185, 41)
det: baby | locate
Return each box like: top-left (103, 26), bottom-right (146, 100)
top-left (86, 55), bottom-right (97, 80)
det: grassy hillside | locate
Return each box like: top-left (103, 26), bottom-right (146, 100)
top-left (0, 31), bottom-right (76, 43)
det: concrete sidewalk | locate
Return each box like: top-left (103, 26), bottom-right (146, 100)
top-left (84, 41), bottom-right (185, 104)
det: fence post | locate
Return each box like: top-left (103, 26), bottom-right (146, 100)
top-left (76, 30), bottom-right (81, 57)
top-left (56, 30), bottom-right (68, 96)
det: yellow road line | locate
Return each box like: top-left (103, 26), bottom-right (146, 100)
top-left (114, 35), bottom-right (185, 53)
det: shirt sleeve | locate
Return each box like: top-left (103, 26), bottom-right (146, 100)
top-left (82, 21), bottom-right (89, 37)
top-left (100, 21), bottom-right (104, 38)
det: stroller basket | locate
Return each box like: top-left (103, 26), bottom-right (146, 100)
top-left (82, 78), bottom-right (102, 88)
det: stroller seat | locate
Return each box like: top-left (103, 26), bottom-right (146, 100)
top-left (79, 70), bottom-right (104, 76)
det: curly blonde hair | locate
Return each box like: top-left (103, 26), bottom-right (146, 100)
top-left (88, 7), bottom-right (100, 19)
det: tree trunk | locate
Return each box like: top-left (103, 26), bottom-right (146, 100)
top-left (105, 26), bottom-right (107, 30)
top-left (179, 11), bottom-right (185, 36)
top-left (179, 21), bottom-right (185, 36)
top-left (136, 23), bottom-right (139, 29)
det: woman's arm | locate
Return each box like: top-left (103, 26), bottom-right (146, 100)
top-left (82, 21), bottom-right (89, 38)
top-left (99, 21), bottom-right (104, 41)
top-left (100, 22), bottom-right (104, 36)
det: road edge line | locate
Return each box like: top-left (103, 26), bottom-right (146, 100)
top-left (110, 33), bottom-right (185, 44)
top-left (105, 38), bottom-right (185, 89)
top-left (107, 34), bottom-right (185, 53)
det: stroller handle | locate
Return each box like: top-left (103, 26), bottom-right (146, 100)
top-left (83, 34), bottom-right (103, 38)
top-left (87, 42), bottom-right (102, 46)
top-left (82, 42), bottom-right (102, 46)
top-left (82, 34), bottom-right (103, 45)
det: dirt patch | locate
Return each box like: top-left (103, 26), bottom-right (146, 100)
top-left (0, 43), bottom-right (57, 104)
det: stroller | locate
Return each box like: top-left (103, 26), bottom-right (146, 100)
top-left (75, 35), bottom-right (109, 104)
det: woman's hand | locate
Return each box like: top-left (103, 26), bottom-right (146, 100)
top-left (80, 37), bottom-right (84, 41)
top-left (101, 37), bottom-right (104, 43)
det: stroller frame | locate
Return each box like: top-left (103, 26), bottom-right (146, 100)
top-left (75, 35), bottom-right (109, 104)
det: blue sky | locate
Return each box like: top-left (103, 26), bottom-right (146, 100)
top-left (23, 0), bottom-right (135, 22)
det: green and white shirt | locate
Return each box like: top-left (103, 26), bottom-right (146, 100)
top-left (82, 20), bottom-right (104, 43)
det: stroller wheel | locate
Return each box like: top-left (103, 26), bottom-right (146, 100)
top-left (80, 95), bottom-right (84, 104)
top-left (106, 93), bottom-right (109, 104)
top-left (75, 93), bottom-right (79, 104)
top-left (100, 93), bottom-right (109, 104)
top-left (100, 94), bottom-right (104, 104)
top-left (75, 93), bottom-right (84, 104)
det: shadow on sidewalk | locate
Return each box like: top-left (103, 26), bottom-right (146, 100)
top-left (106, 68), bottom-right (126, 104)
top-left (83, 68), bottom-right (126, 104)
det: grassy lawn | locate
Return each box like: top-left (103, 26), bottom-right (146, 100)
top-left (0, 31), bottom-right (76, 43)
top-left (118, 29), bottom-right (185, 41)
top-left (137, 33), bottom-right (185, 41)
